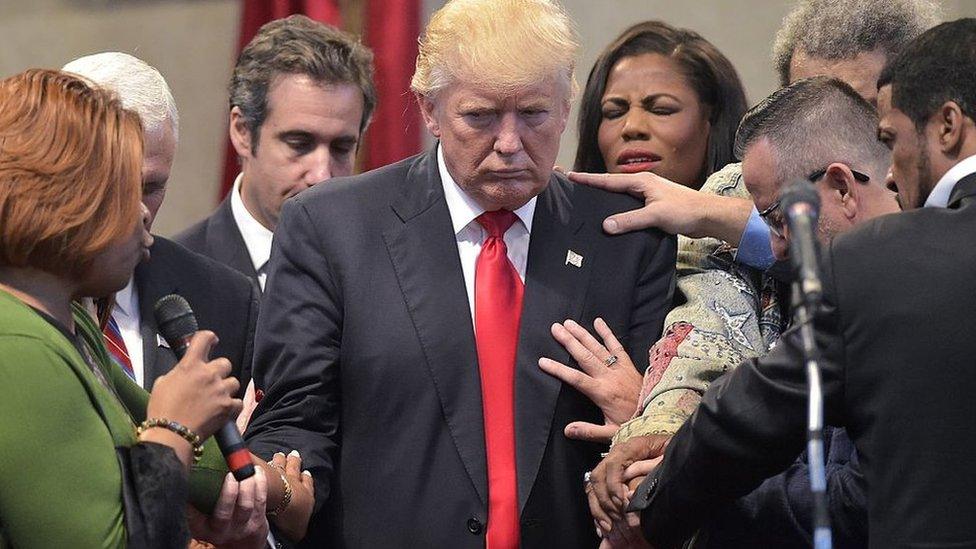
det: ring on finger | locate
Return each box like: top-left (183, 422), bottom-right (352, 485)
top-left (583, 470), bottom-right (593, 484)
top-left (268, 461), bottom-right (285, 473)
top-left (603, 354), bottom-right (618, 367)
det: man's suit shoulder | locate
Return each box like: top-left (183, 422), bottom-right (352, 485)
top-left (173, 216), bottom-right (208, 251)
top-left (173, 197), bottom-right (232, 253)
top-left (555, 173), bottom-right (646, 219)
top-left (291, 153), bottom-right (421, 213)
top-left (552, 174), bottom-right (672, 245)
top-left (146, 236), bottom-right (256, 299)
top-left (831, 206), bottom-right (948, 259)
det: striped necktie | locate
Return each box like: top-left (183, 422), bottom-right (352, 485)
top-left (102, 315), bottom-right (136, 381)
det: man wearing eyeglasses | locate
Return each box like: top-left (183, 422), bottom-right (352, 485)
top-left (587, 76), bottom-right (898, 548)
top-left (629, 19), bottom-right (976, 548)
top-left (742, 79), bottom-right (899, 267)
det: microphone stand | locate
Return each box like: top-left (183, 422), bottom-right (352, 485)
top-left (792, 282), bottom-right (832, 549)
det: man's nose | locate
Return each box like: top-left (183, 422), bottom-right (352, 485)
top-left (306, 149), bottom-right (333, 186)
top-left (140, 202), bottom-right (151, 231)
top-left (494, 114), bottom-right (524, 156)
top-left (885, 169), bottom-right (898, 194)
top-left (772, 225), bottom-right (791, 262)
top-left (139, 203), bottom-right (154, 248)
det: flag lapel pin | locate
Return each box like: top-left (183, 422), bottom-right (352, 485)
top-left (565, 249), bottom-right (583, 268)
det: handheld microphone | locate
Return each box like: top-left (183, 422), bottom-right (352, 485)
top-left (781, 181), bottom-right (823, 305)
top-left (154, 294), bottom-right (255, 481)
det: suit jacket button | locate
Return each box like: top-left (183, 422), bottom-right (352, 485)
top-left (467, 518), bottom-right (483, 535)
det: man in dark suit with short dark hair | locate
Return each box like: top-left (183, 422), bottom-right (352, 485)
top-left (243, 1), bottom-right (676, 547)
top-left (175, 16), bottom-right (376, 291)
top-left (630, 19), bottom-right (976, 549)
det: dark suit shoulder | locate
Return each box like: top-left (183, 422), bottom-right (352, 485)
top-left (173, 216), bottom-right (208, 251)
top-left (549, 173), bottom-right (671, 244)
top-left (828, 206), bottom-right (959, 271)
top-left (146, 236), bottom-right (256, 298)
top-left (292, 153), bottom-right (423, 212)
top-left (556, 172), bottom-right (645, 215)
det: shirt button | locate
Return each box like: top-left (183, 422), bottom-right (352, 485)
top-left (467, 517), bottom-right (483, 535)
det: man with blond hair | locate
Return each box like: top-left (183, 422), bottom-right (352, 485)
top-left (243, 0), bottom-right (676, 546)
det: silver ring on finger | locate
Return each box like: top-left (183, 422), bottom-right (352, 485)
top-left (603, 354), bottom-right (618, 367)
top-left (583, 470), bottom-right (593, 484)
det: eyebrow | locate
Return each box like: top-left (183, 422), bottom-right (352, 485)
top-left (603, 93), bottom-right (682, 104)
top-left (277, 130), bottom-right (359, 143)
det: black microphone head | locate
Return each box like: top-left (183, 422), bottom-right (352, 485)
top-left (780, 180), bottom-right (821, 217)
top-left (153, 294), bottom-right (198, 343)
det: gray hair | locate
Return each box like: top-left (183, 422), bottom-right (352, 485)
top-left (62, 52), bottom-right (179, 140)
top-left (735, 76), bottom-right (890, 183)
top-left (772, 0), bottom-right (941, 86)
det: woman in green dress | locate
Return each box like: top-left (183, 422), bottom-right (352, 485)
top-left (0, 68), bottom-right (244, 548)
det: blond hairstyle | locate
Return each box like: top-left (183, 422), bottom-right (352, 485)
top-left (0, 69), bottom-right (144, 278)
top-left (411, 0), bottom-right (579, 99)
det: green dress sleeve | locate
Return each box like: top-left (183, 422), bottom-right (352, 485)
top-left (74, 306), bottom-right (230, 514)
top-left (0, 335), bottom-right (127, 548)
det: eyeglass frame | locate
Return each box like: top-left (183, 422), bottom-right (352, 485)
top-left (757, 166), bottom-right (871, 238)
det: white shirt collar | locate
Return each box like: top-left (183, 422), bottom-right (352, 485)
top-left (924, 154), bottom-right (976, 208)
top-left (114, 277), bottom-right (138, 319)
top-left (437, 144), bottom-right (536, 236)
top-left (230, 173), bottom-right (275, 272)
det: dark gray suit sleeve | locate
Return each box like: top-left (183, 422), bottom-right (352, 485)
top-left (634, 253), bottom-right (848, 548)
top-left (701, 427), bottom-right (866, 548)
top-left (244, 198), bottom-right (342, 513)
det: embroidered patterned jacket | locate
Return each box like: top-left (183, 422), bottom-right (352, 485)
top-left (614, 163), bottom-right (788, 443)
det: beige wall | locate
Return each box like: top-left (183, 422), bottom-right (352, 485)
top-left (0, 0), bottom-right (240, 238)
top-left (1, 0), bottom-right (973, 236)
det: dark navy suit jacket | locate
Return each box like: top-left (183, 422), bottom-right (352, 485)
top-left (244, 148), bottom-right (678, 547)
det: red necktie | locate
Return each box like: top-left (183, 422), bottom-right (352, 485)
top-left (474, 210), bottom-right (523, 549)
top-left (103, 315), bottom-right (136, 381)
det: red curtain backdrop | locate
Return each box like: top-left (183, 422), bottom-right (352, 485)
top-left (362, 0), bottom-right (423, 171)
top-left (218, 0), bottom-right (423, 202)
top-left (219, 0), bottom-right (342, 201)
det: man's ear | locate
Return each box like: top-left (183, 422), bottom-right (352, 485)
top-left (936, 101), bottom-right (965, 157)
top-left (229, 106), bottom-right (253, 159)
top-left (823, 163), bottom-right (857, 220)
top-left (417, 94), bottom-right (442, 138)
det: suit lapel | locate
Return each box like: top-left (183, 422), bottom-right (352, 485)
top-left (515, 176), bottom-right (593, 512)
top-left (947, 173), bottom-right (976, 209)
top-left (134, 247), bottom-right (179, 390)
top-left (382, 150), bottom-right (488, 505)
top-left (208, 197), bottom-right (260, 285)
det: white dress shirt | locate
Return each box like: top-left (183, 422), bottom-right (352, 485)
top-left (111, 277), bottom-right (145, 387)
top-left (230, 173), bottom-right (275, 290)
top-left (438, 145), bottom-right (537, 322)
top-left (924, 154), bottom-right (976, 209)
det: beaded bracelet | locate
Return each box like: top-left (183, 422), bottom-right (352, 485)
top-left (136, 418), bottom-right (204, 465)
top-left (267, 464), bottom-right (293, 516)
